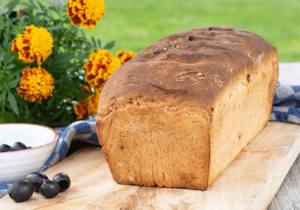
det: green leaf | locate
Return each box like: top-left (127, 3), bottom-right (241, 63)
top-left (46, 95), bottom-right (55, 110)
top-left (24, 104), bottom-right (30, 120)
top-left (31, 102), bottom-right (39, 113)
top-left (73, 91), bottom-right (91, 101)
top-left (46, 0), bottom-right (65, 7)
top-left (0, 16), bottom-right (3, 35)
top-left (2, 110), bottom-right (17, 123)
top-left (19, 2), bottom-right (31, 7)
top-left (48, 6), bottom-right (60, 16)
top-left (103, 41), bottom-right (115, 50)
top-left (76, 53), bottom-right (87, 61)
top-left (37, 1), bottom-right (46, 11)
top-left (46, 25), bottom-right (64, 31)
top-left (0, 89), bottom-right (7, 103)
top-left (51, 52), bottom-right (75, 66)
top-left (46, 12), bottom-right (54, 20)
top-left (44, 16), bottom-right (52, 21)
top-left (53, 108), bottom-right (64, 119)
top-left (36, 9), bottom-right (44, 14)
top-left (61, 15), bottom-right (68, 23)
top-left (29, 0), bottom-right (37, 9)
top-left (74, 41), bottom-right (83, 50)
top-left (91, 36), bottom-right (97, 48)
top-left (97, 39), bottom-right (102, 48)
top-left (3, 40), bottom-right (10, 51)
top-left (7, 55), bottom-right (15, 63)
top-left (4, 50), bottom-right (12, 63)
top-left (5, 0), bottom-right (20, 16)
top-left (7, 91), bottom-right (19, 116)
top-left (20, 2), bottom-right (36, 11)
top-left (3, 30), bottom-right (10, 42)
top-left (18, 15), bottom-right (27, 29)
top-left (38, 1), bottom-right (54, 19)
top-left (7, 77), bottom-right (19, 88)
top-left (0, 84), bottom-right (5, 92)
top-left (55, 0), bottom-right (66, 7)
top-left (74, 26), bottom-right (78, 35)
top-left (44, 0), bottom-right (55, 6)
top-left (80, 29), bottom-right (86, 38)
top-left (10, 16), bottom-right (19, 22)
top-left (0, 54), bottom-right (4, 66)
top-left (6, 64), bottom-right (15, 70)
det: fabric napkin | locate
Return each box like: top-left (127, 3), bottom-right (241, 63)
top-left (1, 84), bottom-right (300, 199)
top-left (270, 86), bottom-right (300, 124)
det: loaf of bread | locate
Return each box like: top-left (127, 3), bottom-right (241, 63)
top-left (96, 26), bottom-right (278, 190)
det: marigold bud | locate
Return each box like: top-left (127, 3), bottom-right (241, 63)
top-left (17, 9), bottom-right (24, 17)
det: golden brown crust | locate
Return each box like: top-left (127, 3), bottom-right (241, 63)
top-left (97, 26), bottom-right (276, 119)
top-left (96, 26), bottom-right (278, 190)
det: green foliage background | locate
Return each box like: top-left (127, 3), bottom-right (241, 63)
top-left (2, 0), bottom-right (299, 62)
top-left (88, 0), bottom-right (300, 62)
top-left (0, 0), bottom-right (299, 126)
top-left (0, 0), bottom-right (114, 126)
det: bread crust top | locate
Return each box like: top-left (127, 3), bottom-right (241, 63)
top-left (97, 26), bottom-right (277, 118)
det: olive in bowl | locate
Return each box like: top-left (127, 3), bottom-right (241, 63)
top-left (0, 123), bottom-right (58, 183)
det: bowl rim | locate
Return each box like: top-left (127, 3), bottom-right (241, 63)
top-left (0, 123), bottom-right (58, 154)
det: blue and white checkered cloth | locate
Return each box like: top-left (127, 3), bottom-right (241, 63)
top-left (1, 85), bottom-right (300, 199)
top-left (270, 86), bottom-right (300, 124)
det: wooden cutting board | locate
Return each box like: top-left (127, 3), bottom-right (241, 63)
top-left (2, 122), bottom-right (300, 210)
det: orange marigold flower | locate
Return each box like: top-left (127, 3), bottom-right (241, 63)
top-left (11, 25), bottom-right (54, 67)
top-left (116, 50), bottom-right (136, 65)
top-left (17, 66), bottom-right (55, 104)
top-left (74, 92), bottom-right (99, 119)
top-left (81, 85), bottom-right (92, 93)
top-left (67, 0), bottom-right (105, 29)
top-left (74, 100), bottom-right (87, 119)
top-left (83, 49), bottom-right (121, 91)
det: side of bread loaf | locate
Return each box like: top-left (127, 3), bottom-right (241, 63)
top-left (96, 26), bottom-right (278, 190)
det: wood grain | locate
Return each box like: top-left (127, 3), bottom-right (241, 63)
top-left (267, 154), bottom-right (300, 210)
top-left (1, 122), bottom-right (300, 210)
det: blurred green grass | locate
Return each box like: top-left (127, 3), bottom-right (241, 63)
top-left (2, 0), bottom-right (300, 62)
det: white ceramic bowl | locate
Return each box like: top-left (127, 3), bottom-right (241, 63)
top-left (0, 123), bottom-right (58, 183)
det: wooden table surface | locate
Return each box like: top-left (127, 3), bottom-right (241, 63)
top-left (268, 62), bottom-right (300, 209)
top-left (67, 122), bottom-right (300, 209)
top-left (267, 153), bottom-right (300, 209)
top-left (2, 121), bottom-right (300, 210)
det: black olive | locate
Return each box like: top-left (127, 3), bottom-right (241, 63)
top-left (11, 142), bottom-right (27, 151)
top-left (0, 144), bottom-right (12, 152)
top-left (39, 179), bottom-right (60, 198)
top-left (26, 172), bottom-right (48, 192)
top-left (8, 180), bottom-right (33, 202)
top-left (53, 173), bottom-right (71, 192)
